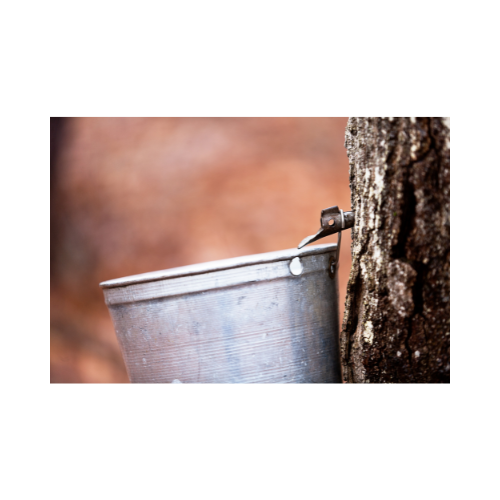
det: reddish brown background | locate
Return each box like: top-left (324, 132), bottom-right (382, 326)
top-left (50, 118), bottom-right (351, 383)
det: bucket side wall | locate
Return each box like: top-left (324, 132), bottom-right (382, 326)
top-left (106, 251), bottom-right (340, 383)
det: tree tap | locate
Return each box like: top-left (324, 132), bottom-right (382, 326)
top-left (298, 206), bottom-right (354, 276)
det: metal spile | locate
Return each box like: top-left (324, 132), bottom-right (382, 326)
top-left (298, 206), bottom-right (354, 249)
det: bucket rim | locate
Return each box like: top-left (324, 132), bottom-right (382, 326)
top-left (100, 243), bottom-right (337, 290)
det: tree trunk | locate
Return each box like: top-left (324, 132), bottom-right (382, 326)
top-left (340, 117), bottom-right (450, 383)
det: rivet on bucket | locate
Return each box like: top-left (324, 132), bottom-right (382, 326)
top-left (289, 257), bottom-right (303, 276)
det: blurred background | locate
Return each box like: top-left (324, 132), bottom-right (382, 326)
top-left (50, 118), bottom-right (351, 383)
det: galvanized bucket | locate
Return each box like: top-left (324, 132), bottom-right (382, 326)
top-left (100, 243), bottom-right (340, 383)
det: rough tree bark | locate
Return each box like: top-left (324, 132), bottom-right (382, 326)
top-left (340, 117), bottom-right (450, 383)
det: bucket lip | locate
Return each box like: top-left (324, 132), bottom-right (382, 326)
top-left (99, 243), bottom-right (337, 290)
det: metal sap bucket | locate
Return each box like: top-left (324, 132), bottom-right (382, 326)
top-left (100, 243), bottom-right (341, 383)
